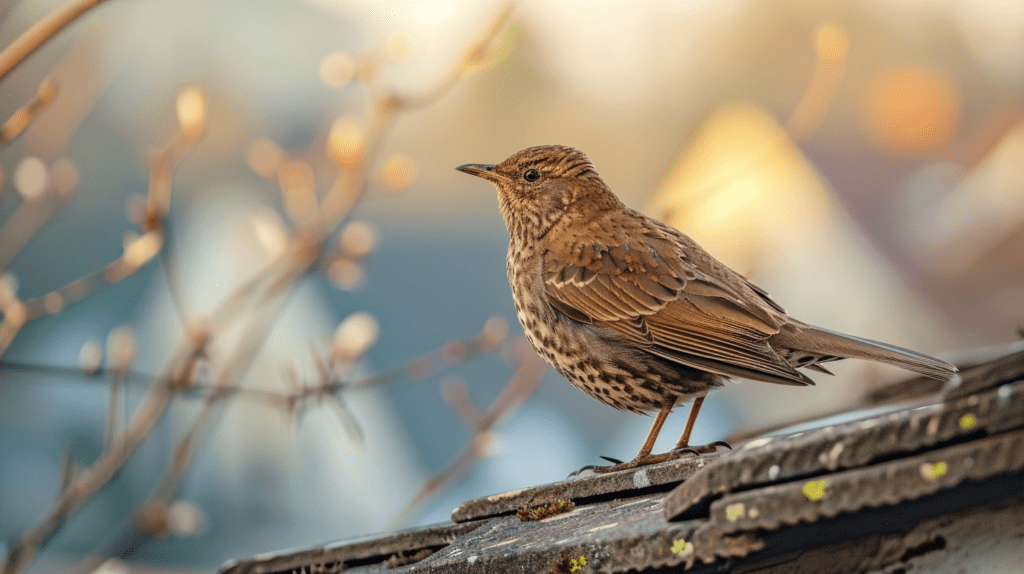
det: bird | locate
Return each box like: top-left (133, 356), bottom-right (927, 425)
top-left (456, 144), bottom-right (957, 472)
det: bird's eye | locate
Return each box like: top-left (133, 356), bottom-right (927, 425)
top-left (523, 169), bottom-right (540, 182)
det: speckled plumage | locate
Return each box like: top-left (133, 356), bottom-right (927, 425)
top-left (457, 145), bottom-right (956, 468)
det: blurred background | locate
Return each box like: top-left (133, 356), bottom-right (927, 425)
top-left (1, 0), bottom-right (1022, 572)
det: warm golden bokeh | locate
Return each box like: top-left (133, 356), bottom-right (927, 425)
top-left (13, 156), bottom-right (48, 200)
top-left (650, 103), bottom-right (832, 275)
top-left (327, 117), bottom-right (364, 167)
top-left (278, 158), bottom-right (318, 224)
top-left (381, 153), bottom-right (418, 190)
top-left (339, 220), bottom-right (379, 259)
top-left (175, 87), bottom-right (207, 137)
top-left (333, 311), bottom-right (380, 360)
top-left (319, 51), bottom-right (356, 88)
top-left (863, 66), bottom-right (960, 156)
top-left (785, 22), bottom-right (849, 140)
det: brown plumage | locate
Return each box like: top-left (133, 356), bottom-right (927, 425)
top-left (457, 144), bottom-right (957, 471)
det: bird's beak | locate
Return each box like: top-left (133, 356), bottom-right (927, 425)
top-left (456, 163), bottom-right (504, 183)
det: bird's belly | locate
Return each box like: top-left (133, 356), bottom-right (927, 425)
top-left (515, 301), bottom-right (695, 415)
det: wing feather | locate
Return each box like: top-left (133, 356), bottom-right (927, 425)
top-left (543, 214), bottom-right (812, 386)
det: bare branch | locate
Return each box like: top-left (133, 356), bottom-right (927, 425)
top-left (2, 3), bottom-right (519, 571)
top-left (0, 343), bottom-right (203, 574)
top-left (0, 0), bottom-right (109, 82)
top-left (396, 342), bottom-right (546, 524)
top-left (0, 79), bottom-right (57, 147)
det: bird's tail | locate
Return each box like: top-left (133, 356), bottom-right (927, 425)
top-left (774, 324), bottom-right (958, 381)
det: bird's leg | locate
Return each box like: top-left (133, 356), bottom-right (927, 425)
top-left (580, 399), bottom-right (729, 476)
top-left (590, 405), bottom-right (677, 474)
top-left (675, 396), bottom-right (704, 450)
top-left (673, 395), bottom-right (731, 454)
top-left (634, 405), bottom-right (672, 460)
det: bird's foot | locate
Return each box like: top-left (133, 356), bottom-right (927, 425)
top-left (567, 442), bottom-right (732, 478)
top-left (570, 452), bottom-right (691, 477)
top-left (591, 452), bottom-right (680, 474)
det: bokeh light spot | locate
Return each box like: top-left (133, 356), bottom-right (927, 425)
top-left (14, 156), bottom-right (48, 200)
top-left (175, 87), bottom-right (207, 135)
top-left (319, 51), bottom-right (356, 88)
top-left (863, 66), bottom-right (959, 156)
top-left (381, 153), bottom-right (417, 191)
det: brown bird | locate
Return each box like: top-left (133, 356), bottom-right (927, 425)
top-left (456, 145), bottom-right (957, 472)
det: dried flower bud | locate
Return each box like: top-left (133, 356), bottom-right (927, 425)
top-left (333, 311), bottom-right (379, 360)
top-left (79, 340), bottom-right (103, 375)
top-left (43, 291), bottom-right (64, 314)
top-left (479, 316), bottom-right (509, 349)
top-left (327, 117), bottom-right (362, 167)
top-left (176, 87), bottom-right (206, 136)
top-left (384, 33), bottom-right (412, 62)
top-left (278, 159), bottom-right (317, 224)
top-left (381, 153), bottom-right (417, 191)
top-left (122, 232), bottom-right (161, 269)
top-left (319, 51), bottom-right (356, 88)
top-left (168, 500), bottom-right (205, 536)
top-left (339, 221), bottom-right (378, 259)
top-left (816, 23), bottom-right (849, 69)
top-left (327, 258), bottom-right (364, 290)
top-left (50, 157), bottom-right (79, 197)
top-left (0, 273), bottom-right (18, 304)
top-left (2, 301), bottom-right (27, 328)
top-left (106, 327), bottom-right (136, 374)
top-left (246, 137), bottom-right (284, 179)
top-left (92, 559), bottom-right (130, 574)
top-left (14, 156), bottom-right (48, 200)
top-left (251, 210), bottom-right (288, 260)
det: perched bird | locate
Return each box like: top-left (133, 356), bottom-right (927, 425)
top-left (456, 145), bottom-right (957, 472)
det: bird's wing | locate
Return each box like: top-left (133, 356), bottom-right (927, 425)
top-left (543, 213), bottom-right (813, 386)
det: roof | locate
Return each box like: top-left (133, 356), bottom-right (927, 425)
top-left (220, 345), bottom-right (1024, 573)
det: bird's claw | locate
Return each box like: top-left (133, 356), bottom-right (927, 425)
top-left (567, 455), bottom-right (629, 478)
top-left (567, 465), bottom-right (604, 479)
top-left (672, 441), bottom-right (731, 455)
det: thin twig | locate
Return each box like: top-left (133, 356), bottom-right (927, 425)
top-left (394, 342), bottom-right (546, 525)
top-left (78, 272), bottom-right (303, 571)
top-left (0, 79), bottom-right (57, 147)
top-left (0, 320), bottom-right (503, 401)
top-left (0, 191), bottom-right (65, 271)
top-left (0, 343), bottom-right (203, 574)
top-left (2, 3), bottom-right (519, 571)
top-left (318, 1), bottom-right (514, 232)
top-left (0, 107), bottom-right (199, 355)
top-left (0, 0), bottom-right (109, 82)
top-left (0, 97), bottom-right (201, 571)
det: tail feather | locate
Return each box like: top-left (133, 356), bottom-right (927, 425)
top-left (775, 324), bottom-right (958, 381)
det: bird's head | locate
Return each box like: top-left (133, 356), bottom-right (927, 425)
top-left (456, 145), bottom-right (619, 245)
